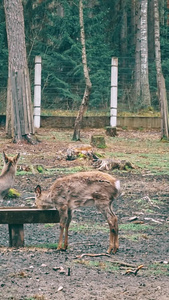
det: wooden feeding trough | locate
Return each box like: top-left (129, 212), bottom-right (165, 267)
top-left (0, 207), bottom-right (60, 247)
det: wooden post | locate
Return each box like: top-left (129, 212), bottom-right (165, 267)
top-left (110, 57), bottom-right (118, 128)
top-left (34, 56), bottom-right (42, 128)
top-left (9, 224), bottom-right (24, 247)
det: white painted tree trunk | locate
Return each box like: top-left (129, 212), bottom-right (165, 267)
top-left (110, 58), bottom-right (118, 128)
top-left (34, 56), bottom-right (42, 129)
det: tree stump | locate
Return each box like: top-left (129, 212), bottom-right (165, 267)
top-left (91, 135), bottom-right (106, 148)
top-left (106, 126), bottom-right (117, 137)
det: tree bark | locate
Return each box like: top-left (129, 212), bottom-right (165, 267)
top-left (154, 0), bottom-right (169, 139)
top-left (4, 0), bottom-right (34, 143)
top-left (120, 0), bottom-right (127, 76)
top-left (134, 0), bottom-right (141, 107)
top-left (140, 0), bottom-right (151, 107)
top-left (148, 0), bottom-right (155, 60)
top-left (72, 0), bottom-right (92, 141)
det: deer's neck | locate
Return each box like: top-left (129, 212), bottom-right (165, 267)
top-left (0, 164), bottom-right (15, 179)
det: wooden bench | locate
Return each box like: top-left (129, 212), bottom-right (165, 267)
top-left (0, 207), bottom-right (60, 247)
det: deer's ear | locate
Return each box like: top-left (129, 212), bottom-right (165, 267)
top-left (35, 185), bottom-right (41, 198)
top-left (13, 153), bottom-right (20, 163)
top-left (2, 151), bottom-right (8, 163)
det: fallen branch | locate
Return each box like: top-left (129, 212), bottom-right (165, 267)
top-left (142, 196), bottom-right (160, 209)
top-left (144, 217), bottom-right (163, 224)
top-left (75, 253), bottom-right (136, 268)
top-left (125, 264), bottom-right (144, 276)
top-left (106, 259), bottom-right (136, 268)
top-left (76, 253), bottom-right (111, 259)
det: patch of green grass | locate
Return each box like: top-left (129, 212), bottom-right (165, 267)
top-left (16, 170), bottom-right (33, 176)
top-left (27, 243), bottom-right (58, 249)
top-left (119, 223), bottom-right (153, 232)
top-left (134, 197), bottom-right (163, 210)
top-left (94, 152), bottom-right (105, 158)
top-left (119, 223), bottom-right (154, 242)
top-left (146, 263), bottom-right (169, 276)
top-left (41, 109), bottom-right (109, 117)
top-left (48, 166), bottom-right (90, 175)
top-left (69, 222), bottom-right (109, 233)
top-left (38, 130), bottom-right (70, 142)
top-left (121, 233), bottom-right (145, 242)
top-left (105, 139), bottom-right (169, 175)
top-left (70, 222), bottom-right (153, 236)
top-left (70, 223), bottom-right (91, 232)
top-left (6, 188), bottom-right (21, 198)
top-left (24, 296), bottom-right (46, 300)
top-left (44, 223), bottom-right (55, 228)
top-left (75, 259), bottom-right (119, 273)
top-left (145, 209), bottom-right (154, 213)
top-left (37, 165), bottom-right (44, 173)
top-left (16, 166), bottom-right (91, 177)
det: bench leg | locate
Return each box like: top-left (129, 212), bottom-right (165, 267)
top-left (8, 224), bottom-right (24, 247)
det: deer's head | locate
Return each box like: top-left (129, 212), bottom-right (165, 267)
top-left (1, 151), bottom-right (20, 175)
top-left (35, 185), bottom-right (54, 209)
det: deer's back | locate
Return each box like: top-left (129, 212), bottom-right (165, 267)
top-left (50, 171), bottom-right (119, 209)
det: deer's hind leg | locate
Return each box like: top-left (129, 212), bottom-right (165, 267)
top-left (63, 209), bottom-right (72, 250)
top-left (107, 214), bottom-right (118, 254)
top-left (57, 204), bottom-right (68, 250)
top-left (96, 200), bottom-right (119, 254)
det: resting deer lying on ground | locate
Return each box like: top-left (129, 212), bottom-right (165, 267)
top-left (35, 171), bottom-right (120, 254)
top-left (0, 151), bottom-right (20, 199)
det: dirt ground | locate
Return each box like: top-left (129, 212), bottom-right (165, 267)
top-left (0, 127), bottom-right (169, 300)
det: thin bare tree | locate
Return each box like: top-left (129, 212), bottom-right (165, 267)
top-left (4, 0), bottom-right (34, 143)
top-left (72, 0), bottom-right (92, 141)
top-left (154, 0), bottom-right (169, 139)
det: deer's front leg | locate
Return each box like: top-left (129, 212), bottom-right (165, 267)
top-left (57, 224), bottom-right (64, 250)
top-left (57, 204), bottom-right (68, 250)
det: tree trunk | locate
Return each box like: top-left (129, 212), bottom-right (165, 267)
top-left (120, 0), bottom-right (127, 77)
top-left (72, 0), bottom-right (92, 141)
top-left (120, 0), bottom-right (129, 108)
top-left (4, 0), bottom-right (34, 143)
top-left (134, 0), bottom-right (141, 107)
top-left (154, 0), bottom-right (169, 139)
top-left (131, 0), bottom-right (136, 47)
top-left (148, 0), bottom-right (155, 61)
top-left (140, 0), bottom-right (151, 107)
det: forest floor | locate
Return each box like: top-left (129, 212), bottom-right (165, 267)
top-left (0, 127), bottom-right (169, 300)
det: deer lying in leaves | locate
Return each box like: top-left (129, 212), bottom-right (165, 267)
top-left (0, 151), bottom-right (20, 200)
top-left (35, 171), bottom-right (120, 254)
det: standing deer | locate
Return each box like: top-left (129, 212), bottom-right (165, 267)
top-left (35, 171), bottom-right (120, 254)
top-left (0, 151), bottom-right (20, 199)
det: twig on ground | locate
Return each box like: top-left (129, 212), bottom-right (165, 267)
top-left (125, 264), bottom-right (144, 276)
top-left (75, 253), bottom-right (111, 259)
top-left (144, 217), bottom-right (163, 224)
top-left (75, 253), bottom-right (136, 268)
top-left (70, 242), bottom-right (95, 247)
top-left (142, 196), bottom-right (160, 209)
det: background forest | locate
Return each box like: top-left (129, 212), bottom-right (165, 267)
top-left (0, 0), bottom-right (169, 114)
